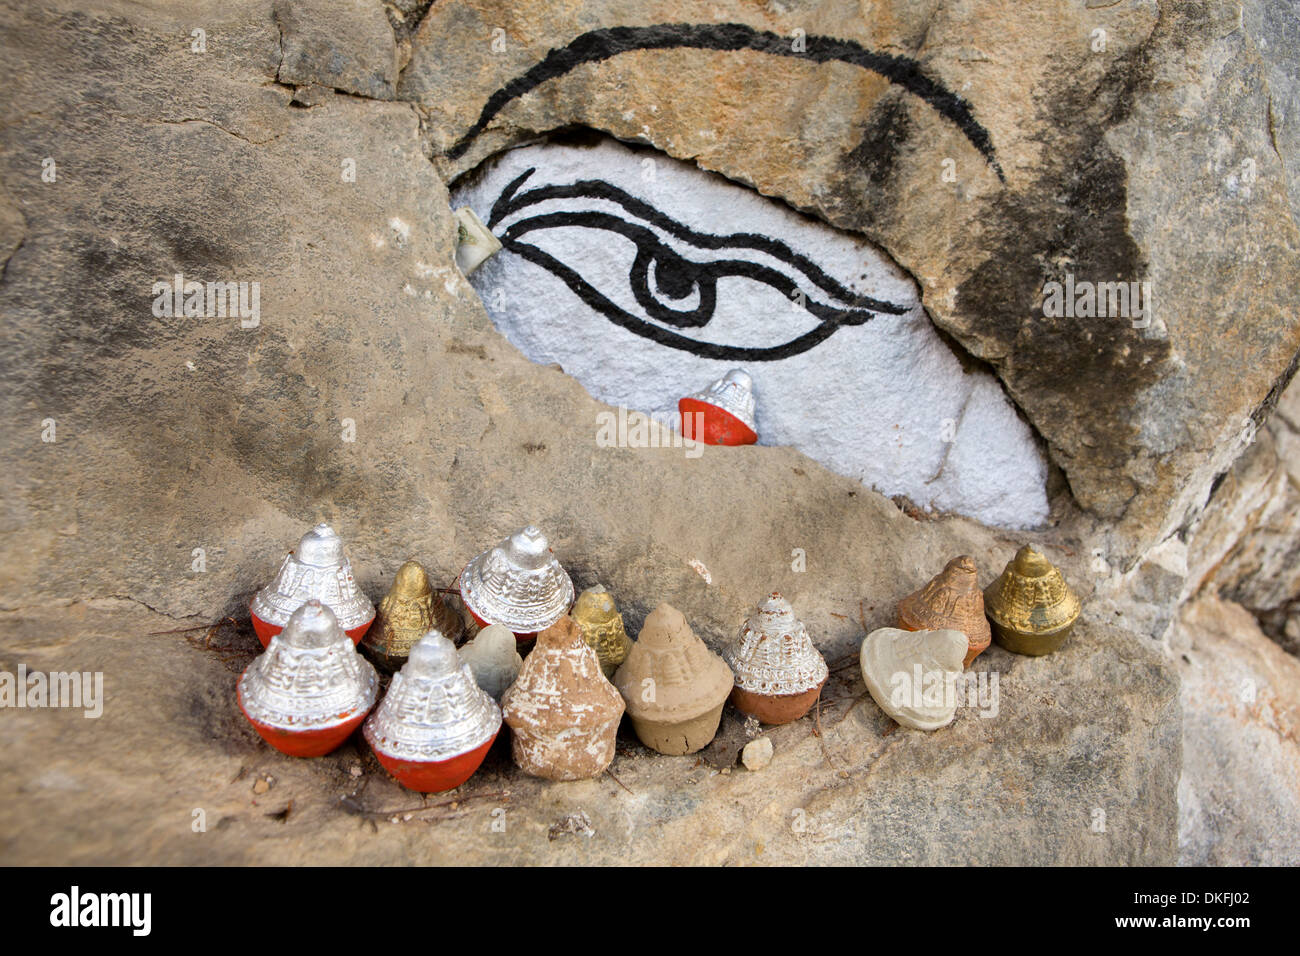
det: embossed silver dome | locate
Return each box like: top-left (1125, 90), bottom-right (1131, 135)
top-left (725, 592), bottom-right (828, 696)
top-left (458, 525), bottom-right (574, 633)
top-left (238, 601), bottom-right (378, 731)
top-left (363, 631), bottom-right (502, 762)
top-left (684, 368), bottom-right (757, 431)
top-left (250, 523), bottom-right (375, 631)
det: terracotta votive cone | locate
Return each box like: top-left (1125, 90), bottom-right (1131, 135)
top-left (363, 630), bottom-right (502, 793)
top-left (725, 592), bottom-right (827, 725)
top-left (896, 555), bottom-right (992, 668)
top-left (860, 626), bottom-right (967, 732)
top-left (573, 584), bottom-right (633, 679)
top-left (678, 368), bottom-right (758, 446)
top-left (249, 522), bottom-right (375, 648)
top-left (459, 623), bottom-right (522, 700)
top-left (614, 603), bottom-right (733, 755)
top-left (362, 559), bottom-right (463, 672)
top-left (501, 615), bottom-right (624, 780)
top-left (984, 545), bottom-right (1082, 656)
top-left (459, 525), bottom-right (574, 641)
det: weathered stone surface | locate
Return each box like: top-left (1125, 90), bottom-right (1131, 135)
top-left (0, 0), bottom-right (1052, 648)
top-left (273, 0), bottom-right (398, 99)
top-left (0, 0), bottom-right (1296, 866)
top-left (1186, 378), bottom-right (1300, 654)
top-left (402, 0), bottom-right (1300, 556)
top-left (0, 1), bottom-right (457, 619)
top-left (1173, 596), bottom-right (1300, 865)
top-left (0, 600), bottom-right (1178, 864)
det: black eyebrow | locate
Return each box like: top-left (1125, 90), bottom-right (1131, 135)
top-left (447, 22), bottom-right (1003, 182)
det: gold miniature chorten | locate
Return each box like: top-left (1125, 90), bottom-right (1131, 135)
top-left (572, 585), bottom-right (632, 678)
top-left (983, 545), bottom-right (1081, 656)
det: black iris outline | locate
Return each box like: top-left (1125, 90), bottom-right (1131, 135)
top-left (483, 167), bottom-right (910, 362)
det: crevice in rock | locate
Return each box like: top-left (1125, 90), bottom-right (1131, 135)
top-left (0, 231), bottom-right (26, 289)
top-left (1249, 342), bottom-right (1300, 437)
top-left (444, 127), bottom-right (1057, 529)
top-left (147, 115), bottom-right (283, 147)
top-left (442, 122), bottom-right (1068, 528)
top-left (273, 10), bottom-right (286, 85)
top-left (1241, 600), bottom-right (1300, 657)
top-left (0, 187), bottom-right (28, 288)
top-left (1267, 93), bottom-right (1285, 166)
top-left (385, 0), bottom-right (437, 57)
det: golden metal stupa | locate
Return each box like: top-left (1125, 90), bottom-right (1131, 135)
top-left (572, 584), bottom-right (632, 679)
top-left (984, 545), bottom-right (1081, 656)
top-left (363, 560), bottom-right (465, 672)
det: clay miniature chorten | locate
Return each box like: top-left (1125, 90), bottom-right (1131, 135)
top-left (459, 623), bottom-right (523, 700)
top-left (572, 584), bottom-right (633, 679)
top-left (859, 626), bottom-right (967, 732)
top-left (725, 592), bottom-right (828, 725)
top-left (459, 525), bottom-right (574, 640)
top-left (500, 616), bottom-right (624, 780)
top-left (678, 368), bottom-right (758, 446)
top-left (363, 632), bottom-right (502, 793)
top-left (362, 559), bottom-right (464, 672)
top-left (984, 545), bottom-right (1082, 656)
top-left (237, 600), bottom-right (379, 757)
top-left (896, 556), bottom-right (993, 668)
top-left (249, 522), bottom-right (375, 647)
top-left (614, 603), bottom-right (733, 756)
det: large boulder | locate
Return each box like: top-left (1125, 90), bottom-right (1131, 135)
top-left (401, 0), bottom-right (1300, 560)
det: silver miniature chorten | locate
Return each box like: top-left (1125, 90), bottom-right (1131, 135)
top-left (363, 631), bottom-right (502, 763)
top-left (726, 592), bottom-right (828, 697)
top-left (250, 522), bottom-right (375, 633)
top-left (685, 369), bottom-right (757, 433)
top-left (459, 525), bottom-right (574, 634)
top-left (238, 600), bottom-right (378, 733)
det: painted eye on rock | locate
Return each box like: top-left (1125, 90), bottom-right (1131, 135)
top-left (485, 168), bottom-right (909, 361)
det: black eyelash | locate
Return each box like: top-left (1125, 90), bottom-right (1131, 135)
top-left (490, 170), bottom-right (907, 315)
top-left (483, 168), bottom-right (910, 361)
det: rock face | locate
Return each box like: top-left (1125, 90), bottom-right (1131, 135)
top-left (404, 0), bottom-right (1300, 558)
top-left (1173, 597), bottom-right (1300, 866)
top-left (0, 0), bottom-right (1297, 864)
top-left (1, 0), bottom-right (469, 620)
top-left (273, 0), bottom-right (399, 99)
top-left (1188, 380), bottom-right (1300, 656)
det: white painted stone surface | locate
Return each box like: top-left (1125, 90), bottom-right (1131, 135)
top-left (452, 140), bottom-right (1047, 528)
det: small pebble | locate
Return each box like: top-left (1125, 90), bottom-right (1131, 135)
top-left (742, 736), bottom-right (774, 771)
top-left (252, 777), bottom-right (270, 795)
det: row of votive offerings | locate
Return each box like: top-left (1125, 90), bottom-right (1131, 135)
top-left (238, 523), bottom-right (1079, 790)
top-left (861, 548), bottom-right (1082, 730)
